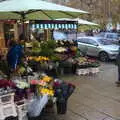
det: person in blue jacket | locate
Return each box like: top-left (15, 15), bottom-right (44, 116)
top-left (7, 40), bottom-right (24, 78)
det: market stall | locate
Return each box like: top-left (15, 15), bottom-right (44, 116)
top-left (0, 72), bottom-right (75, 120)
top-left (0, 34), bottom-right (100, 120)
top-left (25, 19), bottom-right (100, 76)
top-left (25, 40), bottom-right (100, 76)
top-left (0, 0), bottom-right (101, 120)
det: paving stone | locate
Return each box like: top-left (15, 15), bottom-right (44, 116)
top-left (103, 117), bottom-right (117, 120)
top-left (56, 63), bottom-right (120, 120)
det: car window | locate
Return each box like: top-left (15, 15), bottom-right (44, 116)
top-left (88, 39), bottom-right (98, 46)
top-left (78, 38), bottom-right (98, 46)
top-left (77, 38), bottom-right (88, 44)
top-left (97, 32), bottom-right (105, 37)
top-left (118, 34), bottom-right (120, 38)
top-left (98, 39), bottom-right (111, 45)
top-left (77, 39), bottom-right (84, 43)
top-left (106, 34), bottom-right (113, 39)
top-left (106, 33), bottom-right (118, 39)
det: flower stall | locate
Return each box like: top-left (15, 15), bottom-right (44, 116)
top-left (0, 19), bottom-right (100, 120)
top-left (0, 59), bottom-right (75, 120)
top-left (0, 44), bottom-right (100, 120)
top-left (24, 38), bottom-right (100, 76)
top-left (24, 19), bottom-right (100, 76)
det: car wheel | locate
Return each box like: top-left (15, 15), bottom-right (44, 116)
top-left (99, 52), bottom-right (109, 62)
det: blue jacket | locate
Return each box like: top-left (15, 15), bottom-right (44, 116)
top-left (7, 45), bottom-right (23, 69)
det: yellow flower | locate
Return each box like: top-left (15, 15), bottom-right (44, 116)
top-left (42, 76), bottom-right (52, 82)
top-left (28, 56), bottom-right (49, 62)
top-left (40, 88), bottom-right (54, 96)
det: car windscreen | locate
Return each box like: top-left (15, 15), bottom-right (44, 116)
top-left (98, 39), bottom-right (112, 45)
top-left (96, 33), bottom-right (105, 37)
top-left (106, 33), bottom-right (118, 39)
top-left (118, 33), bottom-right (120, 38)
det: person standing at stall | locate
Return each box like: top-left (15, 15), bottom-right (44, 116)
top-left (7, 40), bottom-right (24, 79)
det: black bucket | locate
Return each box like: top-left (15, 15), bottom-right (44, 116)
top-left (56, 100), bottom-right (67, 114)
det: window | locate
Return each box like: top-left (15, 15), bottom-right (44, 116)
top-left (78, 38), bottom-right (97, 45)
top-left (98, 39), bottom-right (111, 45)
top-left (88, 39), bottom-right (98, 46)
top-left (77, 38), bottom-right (89, 44)
top-left (106, 33), bottom-right (118, 39)
top-left (97, 32), bottom-right (105, 37)
top-left (106, 34), bottom-right (113, 39)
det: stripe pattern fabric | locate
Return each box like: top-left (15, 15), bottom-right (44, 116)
top-left (31, 23), bottom-right (77, 29)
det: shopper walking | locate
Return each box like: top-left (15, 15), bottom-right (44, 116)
top-left (116, 43), bottom-right (120, 86)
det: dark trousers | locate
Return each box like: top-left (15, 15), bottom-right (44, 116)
top-left (118, 66), bottom-right (120, 81)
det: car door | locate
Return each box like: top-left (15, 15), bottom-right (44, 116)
top-left (77, 38), bottom-right (89, 55)
top-left (86, 39), bottom-right (99, 56)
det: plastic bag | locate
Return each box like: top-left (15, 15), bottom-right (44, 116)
top-left (54, 82), bottom-right (75, 100)
top-left (27, 95), bottom-right (48, 117)
top-left (67, 83), bottom-right (75, 98)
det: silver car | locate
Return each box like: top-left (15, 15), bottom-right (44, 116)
top-left (96, 32), bottom-right (120, 44)
top-left (77, 36), bottom-right (119, 61)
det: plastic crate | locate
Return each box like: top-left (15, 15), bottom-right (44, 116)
top-left (0, 93), bottom-right (17, 120)
top-left (76, 67), bottom-right (99, 75)
top-left (90, 67), bottom-right (99, 74)
top-left (16, 100), bottom-right (28, 120)
top-left (76, 68), bottom-right (90, 75)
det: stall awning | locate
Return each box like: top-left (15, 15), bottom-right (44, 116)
top-left (0, 20), bottom-right (17, 24)
top-left (30, 20), bottom-right (77, 29)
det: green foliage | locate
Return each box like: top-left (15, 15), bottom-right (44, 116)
top-left (89, 61), bottom-right (100, 68)
top-left (78, 25), bottom-right (101, 31)
top-left (30, 40), bottom-right (41, 56)
top-left (32, 40), bottom-right (40, 48)
top-left (40, 40), bottom-right (56, 57)
top-left (47, 40), bottom-right (56, 49)
top-left (50, 55), bottom-right (60, 62)
top-left (0, 60), bottom-right (9, 76)
top-left (26, 40), bottom-right (56, 57)
top-left (31, 49), bottom-right (41, 56)
top-left (40, 48), bottom-right (54, 57)
top-left (59, 61), bottom-right (72, 68)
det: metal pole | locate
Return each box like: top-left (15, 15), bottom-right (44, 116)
top-left (76, 21), bottom-right (78, 40)
top-left (29, 21), bottom-right (31, 41)
top-left (21, 12), bottom-right (25, 41)
top-left (21, 12), bottom-right (29, 82)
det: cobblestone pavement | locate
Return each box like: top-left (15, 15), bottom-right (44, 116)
top-left (56, 62), bottom-right (120, 120)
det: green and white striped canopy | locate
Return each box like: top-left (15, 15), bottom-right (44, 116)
top-left (31, 23), bottom-right (77, 29)
top-left (30, 20), bottom-right (77, 29)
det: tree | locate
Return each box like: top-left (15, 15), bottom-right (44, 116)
top-left (66, 0), bottom-right (120, 25)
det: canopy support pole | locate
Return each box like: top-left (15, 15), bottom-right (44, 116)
top-left (21, 12), bottom-right (29, 82)
top-left (76, 21), bottom-right (78, 40)
top-left (21, 12), bottom-right (26, 41)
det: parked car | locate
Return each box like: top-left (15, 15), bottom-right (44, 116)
top-left (96, 32), bottom-right (120, 44)
top-left (77, 36), bottom-right (119, 61)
